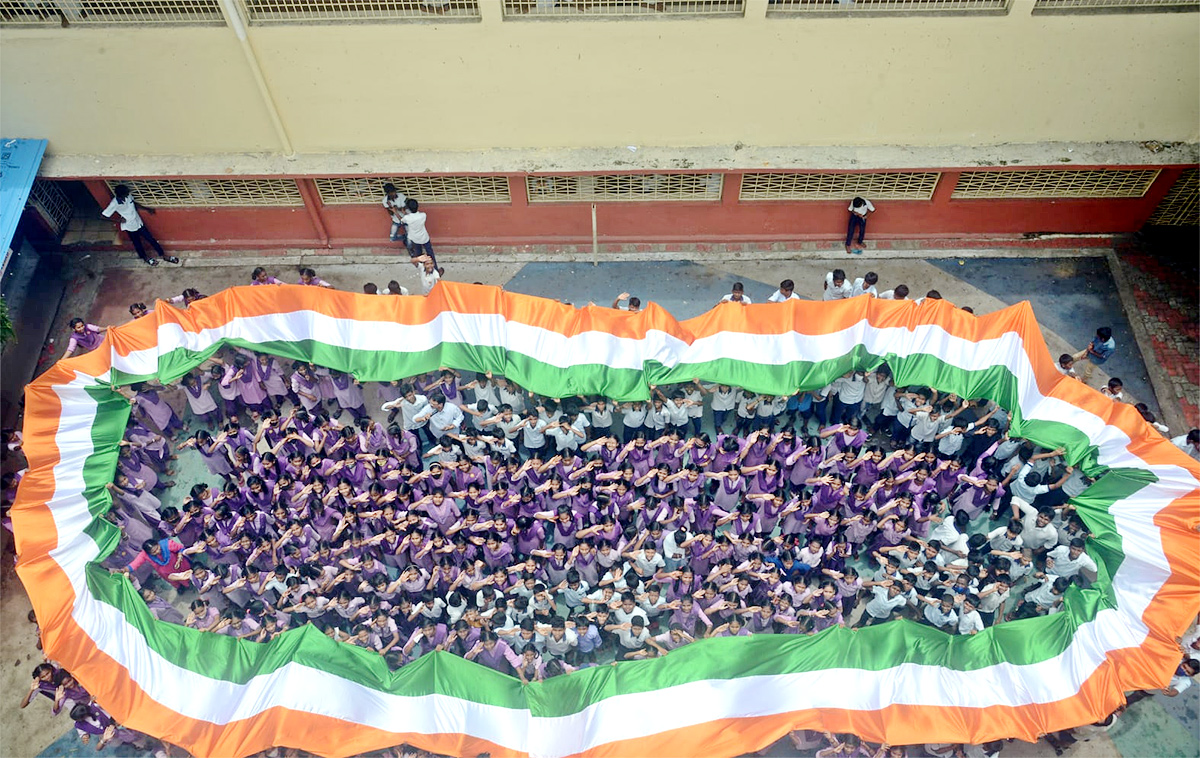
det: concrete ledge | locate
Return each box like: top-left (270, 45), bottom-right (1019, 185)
top-left (89, 243), bottom-right (1115, 269)
top-left (38, 142), bottom-right (1200, 178)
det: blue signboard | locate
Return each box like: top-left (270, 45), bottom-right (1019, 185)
top-left (0, 138), bottom-right (49, 271)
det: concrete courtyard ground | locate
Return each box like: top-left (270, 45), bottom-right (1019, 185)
top-left (2, 244), bottom-right (1196, 758)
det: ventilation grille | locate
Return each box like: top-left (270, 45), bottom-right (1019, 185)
top-left (239, 0), bottom-right (478, 23)
top-left (104, 179), bottom-right (304, 207)
top-left (739, 172), bottom-right (941, 200)
top-left (1033, 0), bottom-right (1196, 12)
top-left (951, 169), bottom-right (1160, 199)
top-left (314, 176), bottom-right (511, 205)
top-left (526, 174), bottom-right (723, 202)
top-left (0, 0), bottom-right (222, 24)
top-left (768, 0), bottom-right (1009, 13)
top-left (502, 0), bottom-right (743, 18)
top-left (1146, 169), bottom-right (1199, 226)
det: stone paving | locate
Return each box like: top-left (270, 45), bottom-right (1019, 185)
top-left (4, 242), bottom-right (1196, 758)
top-left (1113, 237), bottom-right (1200, 430)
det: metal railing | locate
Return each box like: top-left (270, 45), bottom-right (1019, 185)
top-left (951, 169), bottom-right (1161, 199)
top-left (27, 180), bottom-right (74, 236)
top-left (238, 0), bottom-right (478, 22)
top-left (1033, 0), bottom-right (1196, 12)
top-left (767, 0), bottom-right (1009, 14)
top-left (502, 0), bottom-right (743, 18)
top-left (739, 171), bottom-right (941, 200)
top-left (1, 0), bottom-right (222, 24)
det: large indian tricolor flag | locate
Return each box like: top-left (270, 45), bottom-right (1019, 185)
top-left (12, 282), bottom-right (1199, 758)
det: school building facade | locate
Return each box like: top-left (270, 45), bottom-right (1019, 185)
top-left (2, 0), bottom-right (1198, 252)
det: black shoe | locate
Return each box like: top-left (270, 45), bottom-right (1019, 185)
top-left (145, 258), bottom-right (159, 267)
top-left (165, 256), bottom-right (180, 264)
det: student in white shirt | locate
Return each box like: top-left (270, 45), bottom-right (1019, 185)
top-left (920, 591), bottom-right (958, 630)
top-left (823, 269), bottom-right (854, 301)
top-left (877, 284), bottom-right (910, 301)
top-left (862, 582), bottom-right (908, 625)
top-left (1045, 538), bottom-right (1097, 580)
top-left (845, 196), bottom-right (875, 254)
top-left (1012, 500), bottom-right (1061, 554)
top-left (401, 198), bottom-right (437, 267)
top-left (720, 282), bottom-right (751, 305)
top-left (611, 293), bottom-right (641, 312)
top-left (101, 184), bottom-right (178, 267)
top-left (413, 255), bottom-right (441, 296)
top-left (1056, 353), bottom-right (1078, 378)
top-left (1171, 429), bottom-right (1200, 462)
top-left (1164, 658), bottom-right (1200, 696)
top-left (767, 279), bottom-right (801, 303)
top-left (957, 596), bottom-right (985, 635)
top-left (419, 393), bottom-right (464, 435)
top-left (851, 272), bottom-right (879, 298)
top-left (381, 183), bottom-right (408, 244)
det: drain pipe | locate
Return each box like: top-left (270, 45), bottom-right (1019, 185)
top-left (591, 203), bottom-right (598, 266)
top-left (218, 0), bottom-right (296, 158)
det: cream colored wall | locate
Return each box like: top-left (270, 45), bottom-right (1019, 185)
top-left (1, 4), bottom-right (1197, 159)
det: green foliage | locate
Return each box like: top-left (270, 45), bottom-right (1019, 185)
top-left (0, 295), bottom-right (14, 347)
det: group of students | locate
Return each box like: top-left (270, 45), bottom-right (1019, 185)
top-left (93, 334), bottom-right (1110, 671)
top-left (19, 657), bottom-right (165, 754)
top-left (22, 266), bottom-right (1199, 758)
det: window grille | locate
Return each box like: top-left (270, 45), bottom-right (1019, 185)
top-left (27, 180), bottom-right (74, 236)
top-left (238, 0), bottom-right (478, 22)
top-left (739, 172), bottom-right (941, 201)
top-left (767, 0), bottom-right (1009, 14)
top-left (502, 0), bottom-right (743, 18)
top-left (1146, 169), bottom-right (1198, 226)
top-left (1033, 0), bottom-right (1196, 12)
top-left (1, 0), bottom-right (223, 25)
top-left (951, 169), bottom-right (1160, 199)
top-left (526, 173), bottom-right (723, 202)
top-left (104, 179), bottom-right (304, 207)
top-left (314, 176), bottom-right (511, 204)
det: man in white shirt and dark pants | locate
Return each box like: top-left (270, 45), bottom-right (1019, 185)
top-left (401, 198), bottom-right (439, 269)
top-left (102, 185), bottom-right (178, 267)
top-left (845, 196), bottom-right (875, 255)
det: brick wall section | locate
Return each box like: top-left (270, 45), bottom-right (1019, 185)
top-left (1116, 242), bottom-right (1200, 430)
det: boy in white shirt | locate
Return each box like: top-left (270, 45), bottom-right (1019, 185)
top-left (401, 198), bottom-right (437, 268)
top-left (1045, 538), bottom-right (1097, 580)
top-left (381, 183), bottom-right (408, 244)
top-left (845, 196), bottom-right (875, 254)
top-left (412, 255), bottom-right (441, 296)
top-left (102, 184), bottom-right (179, 267)
top-left (851, 272), bottom-right (879, 297)
top-left (1056, 354), bottom-right (1078, 378)
top-left (862, 582), bottom-right (908, 626)
top-left (956, 595), bottom-right (985, 635)
top-left (1171, 429), bottom-right (1200, 462)
top-left (720, 282), bottom-right (751, 305)
top-left (823, 269), bottom-right (854, 301)
top-left (767, 279), bottom-right (800, 303)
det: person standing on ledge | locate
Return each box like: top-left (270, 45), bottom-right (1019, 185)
top-left (102, 184), bottom-right (178, 267)
top-left (402, 198), bottom-right (439, 271)
top-left (845, 196), bottom-right (875, 255)
top-left (382, 183), bottom-right (408, 247)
